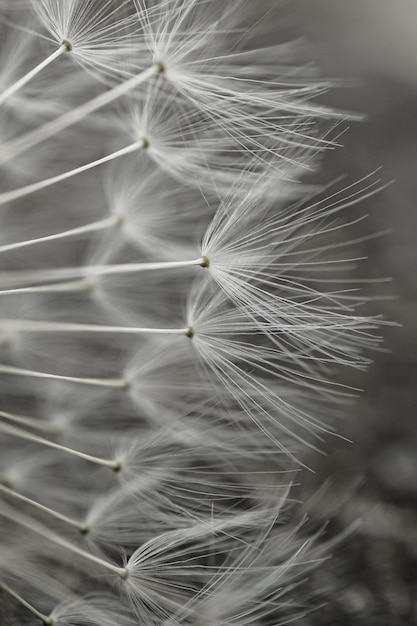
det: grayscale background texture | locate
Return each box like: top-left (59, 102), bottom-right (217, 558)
top-left (294, 2), bottom-right (417, 623)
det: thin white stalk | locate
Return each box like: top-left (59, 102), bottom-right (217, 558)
top-left (0, 140), bottom-right (145, 207)
top-left (0, 421), bottom-right (122, 471)
top-left (0, 279), bottom-right (92, 296)
top-left (0, 484), bottom-right (88, 533)
top-left (0, 257), bottom-right (207, 289)
top-left (0, 506), bottom-right (128, 579)
top-left (0, 215), bottom-right (118, 254)
top-left (0, 63), bottom-right (161, 164)
top-left (0, 410), bottom-right (59, 434)
top-left (0, 581), bottom-right (52, 625)
top-left (0, 364), bottom-right (127, 388)
top-left (0, 43), bottom-right (68, 108)
top-left (3, 320), bottom-right (192, 336)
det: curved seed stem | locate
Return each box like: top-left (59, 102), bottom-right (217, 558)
top-left (0, 215), bottom-right (118, 254)
top-left (0, 364), bottom-right (126, 388)
top-left (0, 279), bottom-right (91, 296)
top-left (0, 44), bottom-right (67, 108)
top-left (0, 581), bottom-right (52, 625)
top-left (0, 64), bottom-right (160, 164)
top-left (0, 140), bottom-right (145, 207)
top-left (0, 506), bottom-right (128, 579)
top-left (0, 410), bottom-right (59, 434)
top-left (0, 484), bottom-right (88, 533)
top-left (0, 421), bottom-right (121, 471)
top-left (3, 320), bottom-right (191, 336)
top-left (0, 258), bottom-right (206, 289)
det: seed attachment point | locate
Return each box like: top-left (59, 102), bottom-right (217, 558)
top-left (62, 40), bottom-right (73, 52)
top-left (186, 326), bottom-right (195, 339)
top-left (120, 567), bottom-right (130, 581)
top-left (112, 460), bottom-right (123, 473)
top-left (156, 61), bottom-right (166, 74)
top-left (121, 378), bottom-right (132, 391)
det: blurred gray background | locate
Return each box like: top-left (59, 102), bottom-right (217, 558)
top-left (293, 2), bottom-right (417, 624)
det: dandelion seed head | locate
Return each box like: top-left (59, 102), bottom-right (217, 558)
top-left (0, 0), bottom-right (388, 623)
top-left (30, 0), bottom-right (141, 80)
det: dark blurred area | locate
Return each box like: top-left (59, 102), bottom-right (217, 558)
top-left (294, 2), bottom-right (417, 623)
